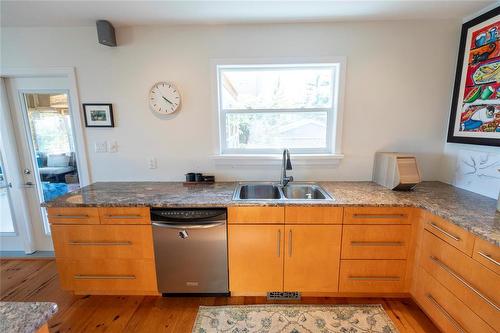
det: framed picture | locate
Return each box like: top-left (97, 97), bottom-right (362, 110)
top-left (447, 6), bottom-right (500, 146)
top-left (83, 103), bottom-right (114, 127)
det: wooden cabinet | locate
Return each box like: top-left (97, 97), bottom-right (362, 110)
top-left (341, 225), bottom-right (411, 259)
top-left (472, 236), bottom-right (500, 275)
top-left (228, 207), bottom-right (284, 224)
top-left (228, 224), bottom-right (284, 294)
top-left (339, 260), bottom-right (407, 293)
top-left (283, 225), bottom-right (341, 292)
top-left (47, 207), bottom-right (100, 224)
top-left (420, 231), bottom-right (500, 330)
top-left (343, 207), bottom-right (413, 225)
top-left (415, 267), bottom-right (495, 333)
top-left (284, 207), bottom-right (342, 224)
top-left (423, 212), bottom-right (475, 255)
top-left (49, 207), bottom-right (158, 295)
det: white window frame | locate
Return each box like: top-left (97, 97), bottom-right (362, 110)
top-left (213, 57), bottom-right (346, 161)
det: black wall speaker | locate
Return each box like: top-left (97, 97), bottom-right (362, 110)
top-left (96, 20), bottom-right (117, 47)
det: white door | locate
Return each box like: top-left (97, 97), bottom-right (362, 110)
top-left (4, 75), bottom-right (88, 251)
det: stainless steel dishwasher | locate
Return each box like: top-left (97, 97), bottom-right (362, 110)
top-left (151, 208), bottom-right (229, 296)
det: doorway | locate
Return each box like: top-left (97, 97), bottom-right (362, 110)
top-left (0, 70), bottom-right (89, 252)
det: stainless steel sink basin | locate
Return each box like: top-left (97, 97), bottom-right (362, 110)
top-left (282, 184), bottom-right (330, 200)
top-left (233, 182), bottom-right (333, 201)
top-left (236, 184), bottom-right (282, 200)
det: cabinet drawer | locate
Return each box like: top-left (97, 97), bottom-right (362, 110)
top-left (341, 225), bottom-right (411, 259)
top-left (421, 231), bottom-right (500, 330)
top-left (51, 225), bottom-right (154, 259)
top-left (285, 207), bottom-right (342, 224)
top-left (424, 213), bottom-right (474, 255)
top-left (343, 207), bottom-right (412, 225)
top-left (472, 236), bottom-right (500, 275)
top-left (339, 260), bottom-right (406, 293)
top-left (415, 268), bottom-right (495, 333)
top-left (99, 207), bottom-right (150, 224)
top-left (228, 207), bottom-right (284, 224)
top-left (47, 207), bottom-right (100, 225)
top-left (57, 258), bottom-right (157, 293)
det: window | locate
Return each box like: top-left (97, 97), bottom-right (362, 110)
top-left (216, 60), bottom-right (344, 155)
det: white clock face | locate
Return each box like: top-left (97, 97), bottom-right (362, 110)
top-left (149, 82), bottom-right (181, 114)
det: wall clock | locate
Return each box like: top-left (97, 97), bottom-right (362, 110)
top-left (149, 82), bottom-right (181, 114)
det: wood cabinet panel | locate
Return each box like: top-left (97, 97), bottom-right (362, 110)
top-left (228, 225), bottom-right (284, 293)
top-left (423, 212), bottom-right (474, 256)
top-left (339, 260), bottom-right (407, 293)
top-left (343, 207), bottom-right (413, 225)
top-left (472, 236), bottom-right (500, 275)
top-left (228, 207), bottom-right (284, 224)
top-left (51, 225), bottom-right (154, 259)
top-left (283, 225), bottom-right (341, 292)
top-left (56, 258), bottom-right (157, 294)
top-left (420, 231), bottom-right (500, 330)
top-left (47, 207), bottom-right (100, 225)
top-left (99, 207), bottom-right (150, 224)
top-left (415, 267), bottom-right (495, 333)
top-left (341, 225), bottom-right (411, 259)
top-left (284, 207), bottom-right (343, 224)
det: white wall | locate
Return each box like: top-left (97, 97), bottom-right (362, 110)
top-left (1, 20), bottom-right (462, 182)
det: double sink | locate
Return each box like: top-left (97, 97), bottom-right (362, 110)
top-left (233, 183), bottom-right (333, 201)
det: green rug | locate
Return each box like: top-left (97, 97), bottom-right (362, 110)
top-left (192, 304), bottom-right (399, 333)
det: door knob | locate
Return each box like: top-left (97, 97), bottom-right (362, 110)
top-left (24, 169), bottom-right (31, 175)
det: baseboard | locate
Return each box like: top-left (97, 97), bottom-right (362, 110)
top-left (0, 251), bottom-right (55, 259)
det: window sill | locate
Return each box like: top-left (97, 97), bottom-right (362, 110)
top-left (211, 154), bottom-right (344, 167)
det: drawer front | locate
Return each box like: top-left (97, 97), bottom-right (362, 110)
top-left (424, 213), bottom-right (474, 255)
top-left (51, 225), bottom-right (154, 259)
top-left (339, 260), bottom-right (406, 293)
top-left (341, 225), bottom-right (411, 259)
top-left (228, 207), bottom-right (284, 224)
top-left (421, 231), bottom-right (500, 329)
top-left (473, 236), bottom-right (500, 275)
top-left (415, 268), bottom-right (495, 333)
top-left (57, 258), bottom-right (157, 293)
top-left (47, 207), bottom-right (100, 225)
top-left (343, 207), bottom-right (412, 225)
top-left (285, 207), bottom-right (343, 224)
top-left (99, 207), bottom-right (150, 224)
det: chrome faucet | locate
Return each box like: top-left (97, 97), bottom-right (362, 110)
top-left (280, 149), bottom-right (293, 187)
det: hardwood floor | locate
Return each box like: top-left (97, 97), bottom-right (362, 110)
top-left (0, 259), bottom-right (440, 332)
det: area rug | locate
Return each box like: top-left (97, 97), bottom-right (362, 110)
top-left (192, 304), bottom-right (399, 333)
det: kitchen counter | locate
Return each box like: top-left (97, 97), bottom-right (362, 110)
top-left (0, 302), bottom-right (57, 333)
top-left (43, 181), bottom-right (499, 246)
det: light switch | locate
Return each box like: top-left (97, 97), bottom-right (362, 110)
top-left (94, 141), bottom-right (107, 153)
top-left (108, 141), bottom-right (118, 153)
top-left (148, 158), bottom-right (158, 169)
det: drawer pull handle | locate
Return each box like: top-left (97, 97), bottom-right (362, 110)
top-left (69, 241), bottom-right (132, 246)
top-left (351, 241), bottom-right (404, 247)
top-left (288, 229), bottom-right (293, 257)
top-left (430, 256), bottom-right (499, 311)
top-left (277, 230), bottom-right (281, 257)
top-left (426, 294), bottom-right (467, 333)
top-left (105, 215), bottom-right (143, 219)
top-left (348, 276), bottom-right (400, 281)
top-left (478, 251), bottom-right (500, 267)
top-left (429, 223), bottom-right (460, 241)
top-left (52, 215), bottom-right (89, 219)
top-left (353, 214), bottom-right (406, 219)
top-left (74, 274), bottom-right (136, 280)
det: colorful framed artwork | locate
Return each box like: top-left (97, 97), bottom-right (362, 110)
top-left (448, 6), bottom-right (500, 146)
top-left (83, 103), bottom-right (114, 127)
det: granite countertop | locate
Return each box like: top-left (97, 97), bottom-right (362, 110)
top-left (43, 181), bottom-right (499, 246)
top-left (0, 302), bottom-right (57, 333)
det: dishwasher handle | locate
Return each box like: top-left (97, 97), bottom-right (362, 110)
top-left (152, 221), bottom-right (225, 229)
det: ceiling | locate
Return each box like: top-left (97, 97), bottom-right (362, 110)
top-left (0, 1), bottom-right (495, 27)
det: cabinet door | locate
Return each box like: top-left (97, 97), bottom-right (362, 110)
top-left (284, 225), bottom-right (341, 292)
top-left (228, 225), bottom-right (284, 294)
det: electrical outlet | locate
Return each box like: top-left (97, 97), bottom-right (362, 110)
top-left (108, 141), bottom-right (118, 153)
top-left (94, 141), bottom-right (108, 153)
top-left (148, 158), bottom-right (158, 169)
